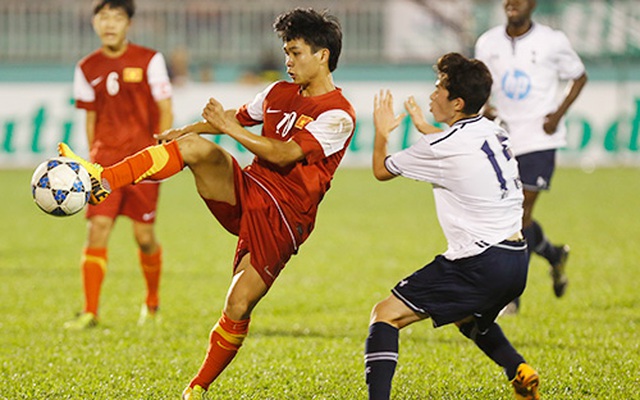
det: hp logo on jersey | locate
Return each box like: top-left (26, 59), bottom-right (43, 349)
top-left (501, 69), bottom-right (531, 100)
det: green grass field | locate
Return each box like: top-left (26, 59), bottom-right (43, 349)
top-left (1, 167), bottom-right (639, 399)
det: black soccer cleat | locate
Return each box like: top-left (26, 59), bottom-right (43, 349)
top-left (551, 244), bottom-right (570, 297)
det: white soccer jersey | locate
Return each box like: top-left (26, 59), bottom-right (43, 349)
top-left (385, 116), bottom-right (524, 260)
top-left (475, 23), bottom-right (585, 156)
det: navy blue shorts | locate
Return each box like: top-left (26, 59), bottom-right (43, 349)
top-left (392, 240), bottom-right (528, 332)
top-left (516, 149), bottom-right (556, 191)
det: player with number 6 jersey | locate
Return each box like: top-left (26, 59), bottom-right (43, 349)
top-left (63, 0), bottom-right (173, 331)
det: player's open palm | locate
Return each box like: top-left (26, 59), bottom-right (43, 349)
top-left (404, 96), bottom-right (426, 129)
top-left (374, 90), bottom-right (405, 139)
top-left (405, 96), bottom-right (441, 135)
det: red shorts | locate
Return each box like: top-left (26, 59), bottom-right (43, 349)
top-left (86, 182), bottom-right (160, 223)
top-left (202, 160), bottom-right (309, 287)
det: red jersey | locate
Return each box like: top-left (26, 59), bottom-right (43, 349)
top-left (74, 43), bottom-right (172, 165)
top-left (203, 81), bottom-right (355, 285)
top-left (236, 81), bottom-right (356, 245)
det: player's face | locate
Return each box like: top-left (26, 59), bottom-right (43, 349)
top-left (503, 0), bottom-right (535, 26)
top-left (92, 6), bottom-right (131, 52)
top-left (429, 78), bottom-right (457, 125)
top-left (282, 39), bottom-right (325, 86)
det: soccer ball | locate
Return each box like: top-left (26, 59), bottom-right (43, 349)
top-left (31, 157), bottom-right (91, 216)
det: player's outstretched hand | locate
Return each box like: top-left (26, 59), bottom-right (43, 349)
top-left (405, 96), bottom-right (442, 135)
top-left (404, 96), bottom-right (426, 129)
top-left (373, 90), bottom-right (405, 140)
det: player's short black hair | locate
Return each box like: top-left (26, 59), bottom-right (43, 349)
top-left (435, 52), bottom-right (492, 115)
top-left (93, 0), bottom-right (135, 18)
top-left (273, 8), bottom-right (342, 72)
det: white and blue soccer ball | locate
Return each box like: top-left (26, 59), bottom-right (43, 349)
top-left (31, 156), bottom-right (91, 217)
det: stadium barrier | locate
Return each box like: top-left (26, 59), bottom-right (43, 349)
top-left (1, 81), bottom-right (639, 169)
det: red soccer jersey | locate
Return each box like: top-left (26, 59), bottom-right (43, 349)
top-left (74, 43), bottom-right (172, 165)
top-left (236, 81), bottom-right (356, 242)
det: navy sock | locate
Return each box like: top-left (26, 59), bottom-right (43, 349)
top-left (459, 322), bottom-right (525, 380)
top-left (523, 220), bottom-right (559, 264)
top-left (365, 322), bottom-right (399, 400)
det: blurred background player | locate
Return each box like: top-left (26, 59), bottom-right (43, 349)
top-left (58, 8), bottom-right (354, 399)
top-left (365, 53), bottom-right (539, 400)
top-left (64, 0), bottom-right (173, 330)
top-left (475, 0), bottom-right (587, 312)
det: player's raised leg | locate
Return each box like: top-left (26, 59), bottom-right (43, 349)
top-left (59, 132), bottom-right (238, 205)
top-left (58, 137), bottom-right (184, 202)
top-left (182, 254), bottom-right (269, 399)
top-left (177, 133), bottom-right (238, 204)
top-left (58, 143), bottom-right (111, 205)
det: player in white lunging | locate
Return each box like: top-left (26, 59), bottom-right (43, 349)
top-left (475, 0), bottom-right (587, 310)
top-left (365, 53), bottom-right (539, 400)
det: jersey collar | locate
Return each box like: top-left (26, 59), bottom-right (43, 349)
top-left (452, 115), bottom-right (483, 129)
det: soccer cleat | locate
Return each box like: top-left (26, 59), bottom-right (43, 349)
top-left (511, 363), bottom-right (540, 400)
top-left (63, 312), bottom-right (98, 330)
top-left (551, 244), bottom-right (570, 298)
top-left (182, 384), bottom-right (206, 400)
top-left (58, 142), bottom-right (111, 205)
top-left (138, 304), bottom-right (161, 326)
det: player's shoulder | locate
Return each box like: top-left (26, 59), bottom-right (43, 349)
top-left (432, 116), bottom-right (494, 146)
top-left (127, 43), bottom-right (158, 55)
top-left (125, 43), bottom-right (162, 63)
top-left (264, 80), bottom-right (298, 96)
top-left (531, 22), bottom-right (568, 40)
top-left (330, 87), bottom-right (356, 117)
top-left (77, 48), bottom-right (103, 67)
top-left (259, 81), bottom-right (297, 106)
top-left (476, 25), bottom-right (505, 45)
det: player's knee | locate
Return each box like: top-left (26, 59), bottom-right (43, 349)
top-left (458, 320), bottom-right (479, 341)
top-left (180, 134), bottom-right (226, 166)
top-left (224, 298), bottom-right (256, 321)
top-left (137, 240), bottom-right (158, 254)
top-left (370, 300), bottom-right (386, 322)
top-left (370, 299), bottom-right (403, 327)
top-left (133, 228), bottom-right (157, 252)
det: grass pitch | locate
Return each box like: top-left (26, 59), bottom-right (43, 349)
top-left (1, 167), bottom-right (639, 399)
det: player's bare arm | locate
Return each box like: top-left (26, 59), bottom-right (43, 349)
top-left (544, 72), bottom-right (588, 134)
top-left (372, 90), bottom-right (403, 181)
top-left (85, 110), bottom-right (97, 148)
top-left (202, 97), bottom-right (305, 168)
top-left (405, 96), bottom-right (442, 135)
top-left (156, 97), bottom-right (174, 133)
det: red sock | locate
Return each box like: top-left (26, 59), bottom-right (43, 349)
top-left (102, 140), bottom-right (184, 190)
top-left (81, 247), bottom-right (107, 316)
top-left (139, 247), bottom-right (162, 311)
top-left (190, 313), bottom-right (250, 390)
